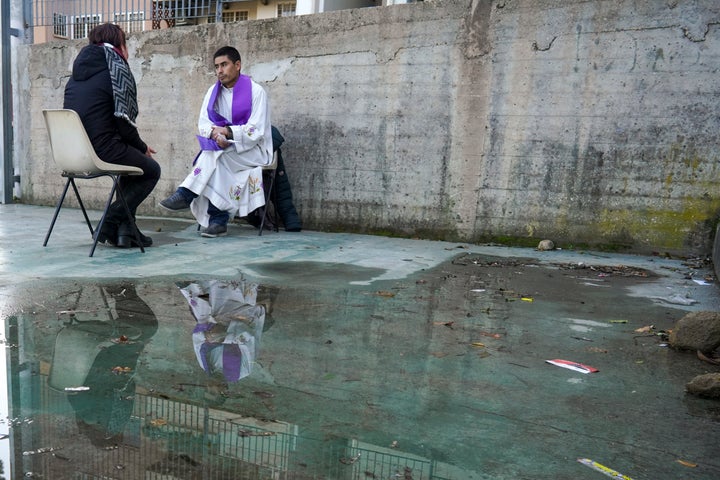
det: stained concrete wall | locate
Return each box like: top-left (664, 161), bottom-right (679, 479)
top-left (14, 0), bottom-right (720, 255)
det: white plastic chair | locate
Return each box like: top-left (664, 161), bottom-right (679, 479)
top-left (42, 109), bottom-right (146, 256)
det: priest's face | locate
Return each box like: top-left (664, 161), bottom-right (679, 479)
top-left (214, 55), bottom-right (242, 88)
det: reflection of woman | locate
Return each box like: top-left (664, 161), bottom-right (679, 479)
top-left (180, 280), bottom-right (265, 383)
top-left (63, 22), bottom-right (160, 248)
top-left (66, 284), bottom-right (158, 444)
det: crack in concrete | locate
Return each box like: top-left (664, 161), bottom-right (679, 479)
top-left (682, 21), bottom-right (720, 42)
top-left (530, 20), bottom-right (718, 54)
top-left (291, 43), bottom-right (453, 65)
top-left (532, 36), bottom-right (557, 52)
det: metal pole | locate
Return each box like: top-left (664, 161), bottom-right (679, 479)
top-left (0, 0), bottom-right (14, 204)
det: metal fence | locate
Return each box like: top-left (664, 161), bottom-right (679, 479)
top-left (32, 0), bottom-right (223, 32)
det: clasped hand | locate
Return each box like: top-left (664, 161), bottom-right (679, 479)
top-left (211, 126), bottom-right (232, 149)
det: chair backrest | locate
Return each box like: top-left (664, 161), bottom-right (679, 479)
top-left (42, 109), bottom-right (143, 175)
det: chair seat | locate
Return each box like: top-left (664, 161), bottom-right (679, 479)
top-left (62, 165), bottom-right (143, 177)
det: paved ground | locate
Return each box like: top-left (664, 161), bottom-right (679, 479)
top-left (1, 203), bottom-right (719, 479)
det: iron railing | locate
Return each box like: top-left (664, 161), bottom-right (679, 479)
top-left (32, 0), bottom-right (223, 32)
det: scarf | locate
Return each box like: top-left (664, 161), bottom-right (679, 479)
top-left (197, 74), bottom-right (253, 151)
top-left (102, 44), bottom-right (139, 127)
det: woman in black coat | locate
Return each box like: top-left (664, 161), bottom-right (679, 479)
top-left (64, 23), bottom-right (160, 248)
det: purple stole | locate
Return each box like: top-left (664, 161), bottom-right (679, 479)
top-left (194, 323), bottom-right (243, 382)
top-left (196, 74), bottom-right (253, 151)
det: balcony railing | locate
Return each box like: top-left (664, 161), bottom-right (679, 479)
top-left (33, 0), bottom-right (222, 30)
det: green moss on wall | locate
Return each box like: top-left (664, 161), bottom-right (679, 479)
top-left (597, 197), bottom-right (720, 249)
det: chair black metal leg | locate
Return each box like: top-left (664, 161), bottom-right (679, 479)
top-left (257, 205), bottom-right (267, 235)
top-left (43, 179), bottom-right (72, 247)
top-left (270, 172), bottom-right (279, 232)
top-left (69, 178), bottom-right (94, 235)
top-left (89, 181), bottom-right (118, 257)
top-left (258, 170), bottom-right (278, 236)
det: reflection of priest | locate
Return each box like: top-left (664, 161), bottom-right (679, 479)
top-left (180, 280), bottom-right (265, 383)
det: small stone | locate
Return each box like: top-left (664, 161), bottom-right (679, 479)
top-left (669, 311), bottom-right (720, 353)
top-left (537, 239), bottom-right (555, 251)
top-left (686, 373), bottom-right (720, 399)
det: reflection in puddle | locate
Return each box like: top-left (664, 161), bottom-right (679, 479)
top-left (4, 279), bottom-right (465, 480)
top-left (50, 284), bottom-right (157, 443)
top-left (181, 280), bottom-right (266, 383)
top-left (4, 258), bottom-right (716, 479)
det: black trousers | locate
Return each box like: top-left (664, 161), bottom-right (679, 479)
top-left (103, 146), bottom-right (161, 226)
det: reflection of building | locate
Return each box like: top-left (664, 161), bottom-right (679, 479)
top-left (29, 0), bottom-right (409, 44)
top-left (18, 381), bottom-right (455, 479)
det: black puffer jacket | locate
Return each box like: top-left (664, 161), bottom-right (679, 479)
top-left (272, 126), bottom-right (302, 231)
top-left (63, 44), bottom-right (147, 163)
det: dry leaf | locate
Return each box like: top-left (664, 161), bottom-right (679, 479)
top-left (587, 347), bottom-right (608, 353)
top-left (471, 342), bottom-right (486, 347)
top-left (480, 331), bottom-right (501, 339)
top-left (432, 321), bottom-right (454, 328)
top-left (697, 350), bottom-right (720, 365)
top-left (376, 291), bottom-right (395, 297)
top-left (676, 459), bottom-right (697, 468)
top-left (149, 418), bottom-right (168, 427)
top-left (634, 325), bottom-right (654, 333)
top-left (253, 391), bottom-right (275, 399)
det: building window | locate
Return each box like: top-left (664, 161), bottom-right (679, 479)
top-left (222, 11), bottom-right (248, 23)
top-left (71, 15), bottom-right (101, 40)
top-left (114, 12), bottom-right (146, 34)
top-left (277, 2), bottom-right (296, 17)
top-left (53, 13), bottom-right (68, 37)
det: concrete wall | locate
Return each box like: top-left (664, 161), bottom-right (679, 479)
top-left (15, 0), bottom-right (720, 255)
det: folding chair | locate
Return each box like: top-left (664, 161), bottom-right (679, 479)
top-left (257, 150), bottom-right (279, 236)
top-left (41, 109), bottom-right (145, 257)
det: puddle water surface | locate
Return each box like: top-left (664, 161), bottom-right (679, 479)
top-left (1, 256), bottom-right (719, 479)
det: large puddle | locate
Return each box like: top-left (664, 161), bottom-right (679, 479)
top-left (1, 255), bottom-right (719, 479)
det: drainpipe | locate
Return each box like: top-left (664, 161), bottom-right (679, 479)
top-left (0, 0), bottom-right (13, 204)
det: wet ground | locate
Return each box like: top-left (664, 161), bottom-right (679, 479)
top-left (1, 204), bottom-right (719, 479)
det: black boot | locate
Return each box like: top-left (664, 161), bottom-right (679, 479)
top-left (95, 221), bottom-right (119, 246)
top-left (117, 221), bottom-right (152, 248)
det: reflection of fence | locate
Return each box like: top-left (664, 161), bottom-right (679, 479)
top-left (136, 394), bottom-right (448, 479)
top-left (32, 0), bottom-right (218, 30)
top-left (34, 384), bottom-right (459, 479)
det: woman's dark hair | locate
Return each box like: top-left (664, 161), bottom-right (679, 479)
top-left (88, 23), bottom-right (126, 48)
top-left (213, 46), bottom-right (241, 64)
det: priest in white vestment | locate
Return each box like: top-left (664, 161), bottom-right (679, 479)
top-left (160, 46), bottom-right (273, 238)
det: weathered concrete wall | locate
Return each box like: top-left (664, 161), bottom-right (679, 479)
top-left (477, 0), bottom-right (720, 255)
top-left (15, 0), bottom-right (720, 255)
